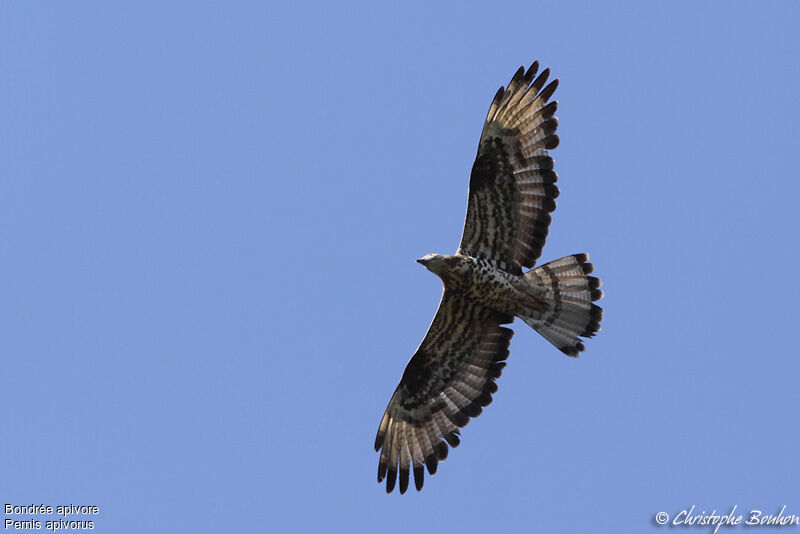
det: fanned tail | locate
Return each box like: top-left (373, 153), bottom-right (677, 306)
top-left (520, 254), bottom-right (603, 356)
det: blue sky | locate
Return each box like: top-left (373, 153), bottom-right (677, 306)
top-left (2, 2), bottom-right (799, 532)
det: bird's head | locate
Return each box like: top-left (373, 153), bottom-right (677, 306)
top-left (416, 253), bottom-right (448, 276)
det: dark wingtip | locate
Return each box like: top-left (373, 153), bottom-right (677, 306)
top-left (526, 60), bottom-right (539, 79)
top-left (399, 467), bottom-right (409, 494)
top-left (436, 441), bottom-right (449, 461)
top-left (532, 68), bottom-right (550, 92)
top-left (493, 86), bottom-right (504, 103)
top-left (539, 170), bottom-right (558, 186)
top-left (378, 459), bottom-right (387, 482)
top-left (542, 117), bottom-right (558, 136)
top-left (425, 453), bottom-right (438, 475)
top-left (541, 100), bottom-right (558, 119)
top-left (530, 154), bottom-right (555, 171)
top-left (444, 431), bottom-right (461, 448)
top-left (452, 410), bottom-right (469, 427)
top-left (544, 134), bottom-right (559, 150)
top-left (540, 78), bottom-right (559, 102)
top-left (461, 403), bottom-right (482, 418)
top-left (386, 466), bottom-right (397, 493)
top-left (577, 255), bottom-right (593, 274)
top-left (413, 464), bottom-right (424, 491)
top-left (487, 361), bottom-right (506, 379)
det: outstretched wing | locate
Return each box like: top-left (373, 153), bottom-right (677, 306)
top-left (374, 290), bottom-right (513, 493)
top-left (458, 62), bottom-right (561, 273)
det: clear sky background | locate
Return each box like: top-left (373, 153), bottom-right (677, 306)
top-left (2, 2), bottom-right (799, 533)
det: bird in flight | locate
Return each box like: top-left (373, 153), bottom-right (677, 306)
top-left (374, 61), bottom-right (604, 494)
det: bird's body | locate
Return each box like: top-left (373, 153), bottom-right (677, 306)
top-left (375, 61), bottom-right (604, 493)
top-left (419, 254), bottom-right (547, 318)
